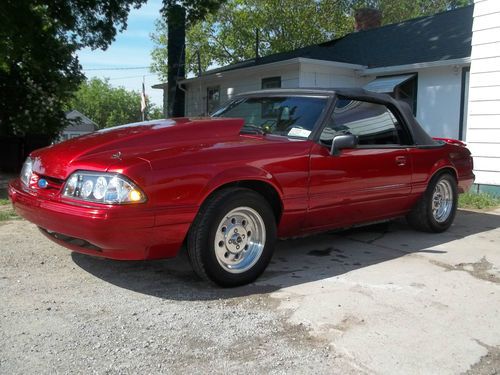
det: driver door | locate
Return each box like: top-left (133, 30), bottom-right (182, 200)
top-left (306, 98), bottom-right (413, 231)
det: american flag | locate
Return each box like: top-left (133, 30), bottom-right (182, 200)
top-left (141, 82), bottom-right (147, 115)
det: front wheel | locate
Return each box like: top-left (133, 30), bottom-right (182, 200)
top-left (187, 188), bottom-right (277, 287)
top-left (407, 173), bottom-right (458, 233)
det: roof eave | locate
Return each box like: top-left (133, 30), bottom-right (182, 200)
top-left (178, 58), bottom-right (302, 85)
top-left (178, 57), bottom-right (366, 85)
top-left (358, 57), bottom-right (471, 76)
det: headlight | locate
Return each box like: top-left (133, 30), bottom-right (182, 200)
top-left (20, 157), bottom-right (33, 186)
top-left (62, 171), bottom-right (146, 204)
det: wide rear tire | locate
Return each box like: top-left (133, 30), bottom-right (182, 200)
top-left (407, 172), bottom-right (458, 233)
top-left (187, 188), bottom-right (277, 287)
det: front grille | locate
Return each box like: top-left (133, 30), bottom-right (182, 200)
top-left (36, 174), bottom-right (64, 192)
top-left (39, 228), bottom-right (102, 252)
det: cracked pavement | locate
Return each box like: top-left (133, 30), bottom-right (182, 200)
top-left (1, 208), bottom-right (499, 374)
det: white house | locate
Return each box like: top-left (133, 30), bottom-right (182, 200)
top-left (59, 110), bottom-right (97, 142)
top-left (154, 4), bottom-right (500, 194)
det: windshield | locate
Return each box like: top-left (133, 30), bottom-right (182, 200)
top-left (211, 96), bottom-right (328, 138)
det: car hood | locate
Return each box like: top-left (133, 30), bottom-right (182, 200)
top-left (30, 117), bottom-right (245, 179)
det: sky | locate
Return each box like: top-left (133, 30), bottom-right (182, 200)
top-left (77, 0), bottom-right (164, 107)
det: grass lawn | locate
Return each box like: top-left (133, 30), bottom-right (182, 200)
top-left (0, 198), bottom-right (11, 206)
top-left (459, 192), bottom-right (500, 210)
top-left (0, 198), bottom-right (18, 221)
top-left (0, 210), bottom-right (18, 222)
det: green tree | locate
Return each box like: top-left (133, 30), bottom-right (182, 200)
top-left (0, 0), bottom-right (147, 139)
top-left (152, 0), bottom-right (353, 77)
top-left (67, 78), bottom-right (163, 128)
top-left (159, 1), bottom-right (226, 117)
top-left (151, 0), bottom-right (472, 77)
top-left (147, 105), bottom-right (165, 120)
top-left (353, 0), bottom-right (472, 24)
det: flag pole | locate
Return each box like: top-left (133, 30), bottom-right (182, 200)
top-left (141, 76), bottom-right (146, 121)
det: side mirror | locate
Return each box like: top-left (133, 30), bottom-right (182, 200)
top-left (330, 134), bottom-right (358, 155)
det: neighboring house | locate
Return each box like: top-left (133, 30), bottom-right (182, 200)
top-left (154, 4), bottom-right (500, 194)
top-left (59, 110), bottom-right (97, 142)
top-left (465, 0), bottom-right (500, 194)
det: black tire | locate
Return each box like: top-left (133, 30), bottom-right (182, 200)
top-left (187, 188), bottom-right (277, 287)
top-left (407, 172), bottom-right (458, 233)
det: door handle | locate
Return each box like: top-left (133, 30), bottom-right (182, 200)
top-left (395, 156), bottom-right (407, 166)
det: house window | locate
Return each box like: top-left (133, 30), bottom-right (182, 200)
top-left (206, 86), bottom-right (220, 114)
top-left (262, 77), bottom-right (281, 89)
top-left (394, 75), bottom-right (417, 115)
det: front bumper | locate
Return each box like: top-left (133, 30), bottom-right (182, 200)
top-left (8, 179), bottom-right (194, 260)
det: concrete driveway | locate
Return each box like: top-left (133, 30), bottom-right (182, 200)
top-left (1, 209), bottom-right (499, 374)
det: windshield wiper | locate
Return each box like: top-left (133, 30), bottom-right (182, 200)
top-left (240, 124), bottom-right (268, 135)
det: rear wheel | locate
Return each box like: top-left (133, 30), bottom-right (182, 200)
top-left (407, 172), bottom-right (458, 233)
top-left (187, 188), bottom-right (277, 287)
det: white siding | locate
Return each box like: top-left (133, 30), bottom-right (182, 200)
top-left (415, 67), bottom-right (463, 139)
top-left (466, 0), bottom-right (500, 186)
top-left (184, 62), bottom-right (300, 116)
top-left (299, 61), bottom-right (367, 88)
top-left (183, 60), bottom-right (367, 116)
top-left (470, 42), bottom-right (500, 59)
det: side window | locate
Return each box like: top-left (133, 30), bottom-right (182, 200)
top-left (320, 99), bottom-right (403, 146)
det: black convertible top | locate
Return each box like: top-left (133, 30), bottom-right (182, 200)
top-left (236, 88), bottom-right (438, 146)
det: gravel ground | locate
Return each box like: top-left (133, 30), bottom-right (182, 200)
top-left (1, 221), bottom-right (336, 375)
top-left (1, 209), bottom-right (500, 374)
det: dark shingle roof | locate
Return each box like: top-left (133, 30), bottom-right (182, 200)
top-left (204, 5), bottom-right (473, 75)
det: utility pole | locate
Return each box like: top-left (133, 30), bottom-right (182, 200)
top-left (167, 4), bottom-right (186, 118)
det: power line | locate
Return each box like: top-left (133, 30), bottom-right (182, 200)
top-left (83, 66), bottom-right (151, 71)
top-left (106, 73), bottom-right (157, 80)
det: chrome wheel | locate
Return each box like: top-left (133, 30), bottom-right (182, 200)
top-left (214, 206), bottom-right (266, 274)
top-left (432, 179), bottom-right (454, 223)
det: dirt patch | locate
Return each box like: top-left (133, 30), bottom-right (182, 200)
top-left (430, 257), bottom-right (500, 284)
top-left (466, 341), bottom-right (500, 375)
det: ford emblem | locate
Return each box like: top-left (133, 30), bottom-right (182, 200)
top-left (38, 179), bottom-right (48, 189)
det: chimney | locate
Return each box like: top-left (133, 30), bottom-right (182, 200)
top-left (354, 8), bottom-right (382, 31)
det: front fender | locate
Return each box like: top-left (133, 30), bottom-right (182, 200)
top-left (199, 165), bottom-right (284, 204)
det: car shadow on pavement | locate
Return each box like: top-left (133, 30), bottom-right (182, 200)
top-left (71, 209), bottom-right (500, 301)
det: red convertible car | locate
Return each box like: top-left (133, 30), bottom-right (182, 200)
top-left (9, 89), bottom-right (474, 286)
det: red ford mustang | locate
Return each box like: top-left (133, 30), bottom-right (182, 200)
top-left (9, 89), bottom-right (474, 286)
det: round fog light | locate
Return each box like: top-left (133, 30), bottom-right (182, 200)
top-left (81, 180), bottom-right (94, 198)
top-left (93, 177), bottom-right (107, 200)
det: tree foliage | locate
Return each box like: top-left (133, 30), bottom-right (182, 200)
top-left (354, 0), bottom-right (472, 25)
top-left (161, 0), bottom-right (226, 25)
top-left (67, 78), bottom-right (163, 129)
top-left (0, 0), bottom-right (147, 138)
top-left (151, 0), bottom-right (473, 78)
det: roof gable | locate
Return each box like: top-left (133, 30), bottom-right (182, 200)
top-left (65, 110), bottom-right (98, 132)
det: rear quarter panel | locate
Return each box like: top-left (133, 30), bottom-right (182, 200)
top-left (409, 143), bottom-right (474, 197)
